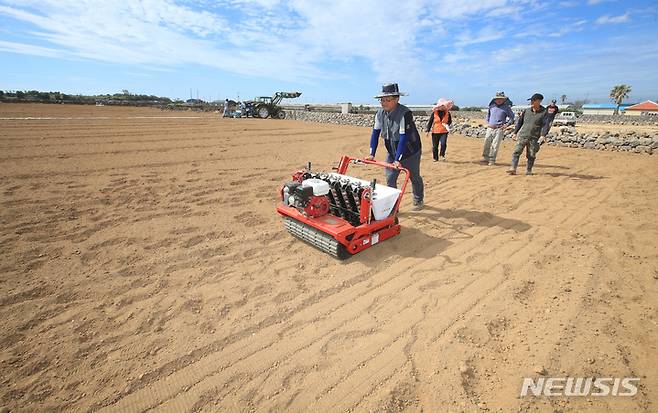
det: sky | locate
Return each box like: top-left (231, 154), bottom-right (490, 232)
top-left (1, 0), bottom-right (657, 106)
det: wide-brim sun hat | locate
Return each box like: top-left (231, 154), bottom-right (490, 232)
top-left (492, 91), bottom-right (507, 100)
top-left (374, 83), bottom-right (408, 98)
top-left (433, 98), bottom-right (454, 111)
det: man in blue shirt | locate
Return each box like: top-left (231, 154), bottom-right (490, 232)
top-left (366, 83), bottom-right (424, 210)
top-left (482, 91), bottom-right (515, 165)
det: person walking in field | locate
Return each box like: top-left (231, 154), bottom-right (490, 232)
top-left (507, 93), bottom-right (551, 176)
top-left (482, 91), bottom-right (515, 166)
top-left (545, 99), bottom-right (560, 134)
top-left (366, 83), bottom-right (425, 211)
top-left (425, 98), bottom-right (454, 162)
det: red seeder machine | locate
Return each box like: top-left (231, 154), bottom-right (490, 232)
top-left (276, 155), bottom-right (409, 259)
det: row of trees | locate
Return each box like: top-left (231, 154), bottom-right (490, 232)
top-left (0, 86), bottom-right (640, 113)
top-left (0, 89), bottom-right (174, 106)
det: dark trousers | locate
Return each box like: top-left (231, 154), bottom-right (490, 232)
top-left (385, 150), bottom-right (424, 204)
top-left (431, 133), bottom-right (448, 160)
top-left (511, 136), bottom-right (540, 171)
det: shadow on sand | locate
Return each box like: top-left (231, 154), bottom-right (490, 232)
top-left (347, 225), bottom-right (453, 264)
top-left (410, 205), bottom-right (532, 233)
top-left (346, 205), bottom-right (532, 265)
top-left (540, 171), bottom-right (606, 180)
top-left (445, 159), bottom-right (572, 171)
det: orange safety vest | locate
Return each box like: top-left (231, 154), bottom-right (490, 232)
top-left (431, 110), bottom-right (450, 134)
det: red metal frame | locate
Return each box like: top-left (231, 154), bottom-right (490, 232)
top-left (277, 155), bottom-right (410, 256)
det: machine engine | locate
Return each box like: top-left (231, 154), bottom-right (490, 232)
top-left (282, 179), bottom-right (331, 218)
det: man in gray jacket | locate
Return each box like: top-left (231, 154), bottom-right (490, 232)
top-left (507, 93), bottom-right (551, 176)
top-left (482, 91), bottom-right (515, 165)
top-left (366, 83), bottom-right (424, 210)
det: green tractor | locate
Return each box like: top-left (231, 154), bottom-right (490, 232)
top-left (252, 91), bottom-right (302, 119)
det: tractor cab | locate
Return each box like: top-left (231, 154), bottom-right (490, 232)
top-left (254, 96), bottom-right (272, 104)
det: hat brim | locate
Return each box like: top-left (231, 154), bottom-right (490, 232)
top-left (433, 100), bottom-right (454, 110)
top-left (492, 96), bottom-right (507, 100)
top-left (374, 92), bottom-right (408, 98)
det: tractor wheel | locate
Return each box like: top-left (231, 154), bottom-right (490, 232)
top-left (277, 110), bottom-right (286, 119)
top-left (257, 105), bottom-right (270, 119)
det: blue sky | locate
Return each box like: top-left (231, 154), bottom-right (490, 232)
top-left (1, 0), bottom-right (657, 106)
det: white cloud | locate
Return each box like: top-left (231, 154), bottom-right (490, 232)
top-left (0, 1), bottom-right (324, 81)
top-left (0, 0), bottom-right (523, 85)
top-left (1, 0), bottom-right (648, 103)
top-left (596, 13), bottom-right (630, 24)
top-left (456, 25), bottom-right (506, 46)
top-left (442, 51), bottom-right (467, 64)
top-left (586, 0), bottom-right (616, 5)
top-left (487, 6), bottom-right (518, 17)
top-left (547, 19), bottom-right (587, 37)
top-left (434, 0), bottom-right (509, 18)
top-left (0, 39), bottom-right (63, 57)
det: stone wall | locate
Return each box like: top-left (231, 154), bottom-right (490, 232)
top-left (577, 114), bottom-right (658, 126)
top-left (454, 111), bottom-right (658, 126)
top-left (285, 111), bottom-right (657, 154)
top-left (448, 123), bottom-right (657, 154)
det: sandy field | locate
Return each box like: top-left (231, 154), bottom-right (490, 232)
top-left (1, 104), bottom-right (657, 412)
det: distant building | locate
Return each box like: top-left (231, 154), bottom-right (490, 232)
top-left (581, 103), bottom-right (635, 116)
top-left (623, 100), bottom-right (658, 117)
top-left (340, 103), bottom-right (352, 114)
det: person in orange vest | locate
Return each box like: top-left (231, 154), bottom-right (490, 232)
top-left (424, 98), bottom-right (454, 161)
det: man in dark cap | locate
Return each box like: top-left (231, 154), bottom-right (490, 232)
top-left (366, 83), bottom-right (424, 210)
top-left (545, 99), bottom-right (560, 134)
top-left (507, 93), bottom-right (551, 176)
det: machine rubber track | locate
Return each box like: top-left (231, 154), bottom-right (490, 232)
top-left (283, 217), bottom-right (350, 260)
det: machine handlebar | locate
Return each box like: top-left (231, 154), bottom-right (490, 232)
top-left (336, 155), bottom-right (410, 216)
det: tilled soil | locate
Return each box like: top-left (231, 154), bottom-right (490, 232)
top-left (1, 104), bottom-right (657, 412)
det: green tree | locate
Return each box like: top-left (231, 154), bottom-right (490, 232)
top-left (609, 84), bottom-right (631, 115)
top-left (560, 94), bottom-right (567, 104)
